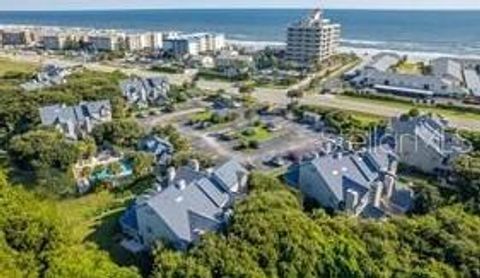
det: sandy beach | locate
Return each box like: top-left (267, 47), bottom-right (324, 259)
top-left (227, 39), bottom-right (480, 62)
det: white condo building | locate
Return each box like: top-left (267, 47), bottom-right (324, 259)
top-left (286, 9), bottom-right (341, 68)
top-left (88, 32), bottom-right (125, 51)
top-left (164, 32), bottom-right (225, 56)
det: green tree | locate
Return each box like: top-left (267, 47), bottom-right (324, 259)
top-left (128, 152), bottom-right (154, 178)
top-left (92, 120), bottom-right (145, 148)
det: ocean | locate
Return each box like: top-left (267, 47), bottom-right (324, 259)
top-left (0, 9), bottom-right (479, 55)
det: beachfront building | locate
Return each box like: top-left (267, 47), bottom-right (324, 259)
top-left (164, 33), bottom-right (225, 56)
top-left (39, 100), bottom-right (112, 140)
top-left (464, 68), bottom-right (480, 98)
top-left (431, 58), bottom-right (464, 87)
top-left (365, 53), bottom-right (401, 72)
top-left (125, 33), bottom-right (151, 51)
top-left (390, 114), bottom-right (466, 174)
top-left (148, 32), bottom-right (164, 50)
top-left (350, 53), bottom-right (466, 98)
top-left (119, 76), bottom-right (170, 107)
top-left (119, 159), bottom-right (248, 251)
top-left (294, 145), bottom-right (413, 218)
top-left (286, 9), bottom-right (341, 69)
top-left (41, 33), bottom-right (68, 50)
top-left (1, 29), bottom-right (32, 46)
top-left (88, 32), bottom-right (125, 51)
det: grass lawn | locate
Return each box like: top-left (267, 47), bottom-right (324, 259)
top-left (190, 110), bottom-right (213, 122)
top-left (394, 61), bottom-right (424, 75)
top-left (0, 57), bottom-right (37, 76)
top-left (350, 111), bottom-right (387, 124)
top-left (337, 95), bottom-right (480, 122)
top-left (56, 176), bottom-right (155, 267)
top-left (239, 126), bottom-right (273, 142)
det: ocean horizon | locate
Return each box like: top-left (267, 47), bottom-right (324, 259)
top-left (1, 9), bottom-right (479, 56)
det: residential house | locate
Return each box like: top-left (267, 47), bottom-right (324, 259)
top-left (138, 135), bottom-right (174, 165)
top-left (39, 100), bottom-right (112, 140)
top-left (21, 64), bottom-right (72, 91)
top-left (119, 159), bottom-right (248, 251)
top-left (295, 145), bottom-right (413, 218)
top-left (390, 114), bottom-right (466, 174)
top-left (119, 77), bottom-right (170, 107)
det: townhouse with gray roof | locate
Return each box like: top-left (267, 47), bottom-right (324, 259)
top-left (390, 114), bottom-right (466, 174)
top-left (294, 145), bottom-right (413, 218)
top-left (350, 53), bottom-right (467, 98)
top-left (39, 100), bottom-right (112, 140)
top-left (120, 159), bottom-right (248, 251)
top-left (119, 76), bottom-right (170, 108)
top-left (21, 64), bottom-right (73, 91)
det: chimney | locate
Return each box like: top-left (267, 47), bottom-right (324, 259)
top-left (384, 175), bottom-right (395, 199)
top-left (323, 141), bottom-right (334, 155)
top-left (177, 179), bottom-right (187, 191)
top-left (344, 140), bottom-right (353, 152)
top-left (334, 152), bottom-right (343, 159)
top-left (167, 167), bottom-right (176, 186)
top-left (189, 159), bottom-right (200, 172)
top-left (371, 181), bottom-right (383, 208)
top-left (345, 189), bottom-right (359, 213)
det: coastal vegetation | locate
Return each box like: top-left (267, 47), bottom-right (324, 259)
top-left (0, 57), bottom-right (37, 76)
top-left (152, 173), bottom-right (480, 278)
top-left (0, 170), bottom-right (140, 278)
top-left (340, 92), bottom-right (480, 122)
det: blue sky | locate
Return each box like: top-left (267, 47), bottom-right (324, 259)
top-left (0, 0), bottom-right (479, 11)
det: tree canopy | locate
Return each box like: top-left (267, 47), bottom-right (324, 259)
top-left (152, 174), bottom-right (480, 278)
top-left (0, 170), bottom-right (140, 278)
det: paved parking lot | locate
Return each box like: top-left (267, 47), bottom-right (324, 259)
top-left (176, 114), bottom-right (331, 170)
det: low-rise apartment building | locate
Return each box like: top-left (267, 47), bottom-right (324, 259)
top-left (294, 144), bottom-right (413, 218)
top-left (390, 114), bottom-right (467, 174)
top-left (120, 159), bottom-right (248, 251)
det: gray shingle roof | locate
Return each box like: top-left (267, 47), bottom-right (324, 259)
top-left (391, 115), bottom-right (463, 158)
top-left (308, 145), bottom-right (393, 203)
top-left (367, 53), bottom-right (401, 72)
top-left (39, 104), bottom-right (77, 126)
top-left (125, 159), bottom-right (248, 247)
top-left (212, 159), bottom-right (248, 192)
top-left (39, 100), bottom-right (111, 136)
top-left (145, 175), bottom-right (229, 243)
